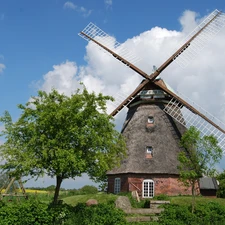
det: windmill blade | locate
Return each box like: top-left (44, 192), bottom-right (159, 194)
top-left (79, 26), bottom-right (150, 81)
top-left (79, 22), bottom-right (141, 66)
top-left (150, 9), bottom-right (225, 80)
top-left (172, 9), bottom-right (225, 68)
top-left (153, 80), bottom-right (225, 151)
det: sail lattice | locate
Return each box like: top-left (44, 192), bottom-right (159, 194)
top-left (79, 22), bottom-right (141, 65)
top-left (163, 94), bottom-right (225, 152)
top-left (173, 9), bottom-right (225, 68)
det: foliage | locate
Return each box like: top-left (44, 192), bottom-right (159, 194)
top-left (79, 185), bottom-right (98, 194)
top-left (178, 126), bottom-right (222, 212)
top-left (216, 170), bottom-right (225, 198)
top-left (46, 185), bottom-right (56, 191)
top-left (159, 202), bottom-right (225, 225)
top-left (0, 200), bottom-right (54, 225)
top-left (153, 194), bottom-right (170, 201)
top-left (0, 88), bottom-right (126, 204)
top-left (64, 203), bottom-right (127, 225)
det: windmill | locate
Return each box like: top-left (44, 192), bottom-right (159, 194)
top-left (79, 10), bottom-right (225, 197)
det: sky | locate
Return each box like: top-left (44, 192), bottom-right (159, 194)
top-left (1, 0), bottom-right (225, 189)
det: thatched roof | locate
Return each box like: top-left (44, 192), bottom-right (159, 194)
top-left (107, 98), bottom-right (186, 175)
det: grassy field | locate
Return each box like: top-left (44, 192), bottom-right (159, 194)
top-left (2, 189), bottom-right (225, 208)
top-left (170, 195), bottom-right (225, 206)
top-left (62, 192), bottom-right (117, 206)
top-left (61, 193), bottom-right (225, 208)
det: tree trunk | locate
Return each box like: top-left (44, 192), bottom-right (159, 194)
top-left (191, 181), bottom-right (196, 213)
top-left (53, 176), bottom-right (63, 205)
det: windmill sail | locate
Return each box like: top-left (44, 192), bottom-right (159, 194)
top-left (163, 92), bottom-right (225, 152)
top-left (173, 10), bottom-right (225, 68)
top-left (79, 22), bottom-right (141, 66)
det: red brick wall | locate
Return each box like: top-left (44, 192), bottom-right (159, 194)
top-left (108, 174), bottom-right (196, 196)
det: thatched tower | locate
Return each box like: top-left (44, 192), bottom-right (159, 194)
top-left (107, 80), bottom-right (191, 197)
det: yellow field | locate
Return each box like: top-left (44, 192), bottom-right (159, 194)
top-left (1, 189), bottom-right (49, 194)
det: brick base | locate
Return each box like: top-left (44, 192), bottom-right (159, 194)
top-left (108, 174), bottom-right (195, 196)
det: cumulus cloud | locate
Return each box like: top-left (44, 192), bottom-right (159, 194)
top-left (179, 10), bottom-right (199, 34)
top-left (63, 2), bottom-right (92, 17)
top-left (0, 64), bottom-right (5, 73)
top-left (35, 61), bottom-right (81, 96)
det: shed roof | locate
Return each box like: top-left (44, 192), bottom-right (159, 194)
top-left (199, 177), bottom-right (219, 190)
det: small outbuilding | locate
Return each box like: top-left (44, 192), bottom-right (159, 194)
top-left (199, 177), bottom-right (219, 197)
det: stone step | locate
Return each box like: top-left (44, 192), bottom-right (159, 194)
top-left (123, 208), bottom-right (164, 214)
top-left (126, 216), bottom-right (158, 222)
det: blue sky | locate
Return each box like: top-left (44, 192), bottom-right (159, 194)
top-left (1, 0), bottom-right (225, 189)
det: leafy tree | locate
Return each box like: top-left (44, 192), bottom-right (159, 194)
top-left (46, 185), bottom-right (56, 191)
top-left (0, 89), bottom-right (126, 204)
top-left (79, 185), bottom-right (98, 194)
top-left (216, 170), bottom-right (225, 198)
top-left (178, 126), bottom-right (222, 213)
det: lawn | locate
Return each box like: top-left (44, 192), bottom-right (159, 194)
top-left (170, 195), bottom-right (225, 206)
top-left (61, 193), bottom-right (225, 208)
top-left (62, 192), bottom-right (117, 206)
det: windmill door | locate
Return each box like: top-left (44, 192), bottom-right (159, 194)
top-left (142, 179), bottom-right (154, 198)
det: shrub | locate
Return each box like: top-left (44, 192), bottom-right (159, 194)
top-left (159, 202), bottom-right (225, 225)
top-left (65, 203), bottom-right (127, 225)
top-left (153, 194), bottom-right (170, 201)
top-left (79, 185), bottom-right (98, 194)
top-left (0, 200), bottom-right (53, 225)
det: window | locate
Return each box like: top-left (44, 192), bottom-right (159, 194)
top-left (142, 179), bottom-right (154, 198)
top-left (146, 146), bottom-right (153, 154)
top-left (148, 116), bottom-right (154, 124)
top-left (114, 178), bottom-right (121, 194)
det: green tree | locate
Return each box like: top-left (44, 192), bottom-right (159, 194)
top-left (0, 89), bottom-right (126, 204)
top-left (216, 170), bottom-right (225, 198)
top-left (178, 126), bottom-right (222, 213)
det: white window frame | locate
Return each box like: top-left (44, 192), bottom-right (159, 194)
top-left (146, 146), bottom-right (153, 154)
top-left (148, 116), bottom-right (154, 124)
top-left (114, 178), bottom-right (121, 194)
top-left (142, 179), bottom-right (154, 198)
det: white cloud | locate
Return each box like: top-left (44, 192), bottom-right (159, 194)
top-left (179, 10), bottom-right (199, 34)
top-left (0, 64), bottom-right (5, 73)
top-left (63, 2), bottom-right (92, 17)
top-left (105, 0), bottom-right (112, 8)
top-left (63, 1), bottom-right (77, 10)
top-left (36, 61), bottom-right (81, 95)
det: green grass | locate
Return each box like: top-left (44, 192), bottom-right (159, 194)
top-left (62, 192), bottom-right (117, 206)
top-left (170, 195), bottom-right (225, 206)
top-left (61, 192), bottom-right (225, 208)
